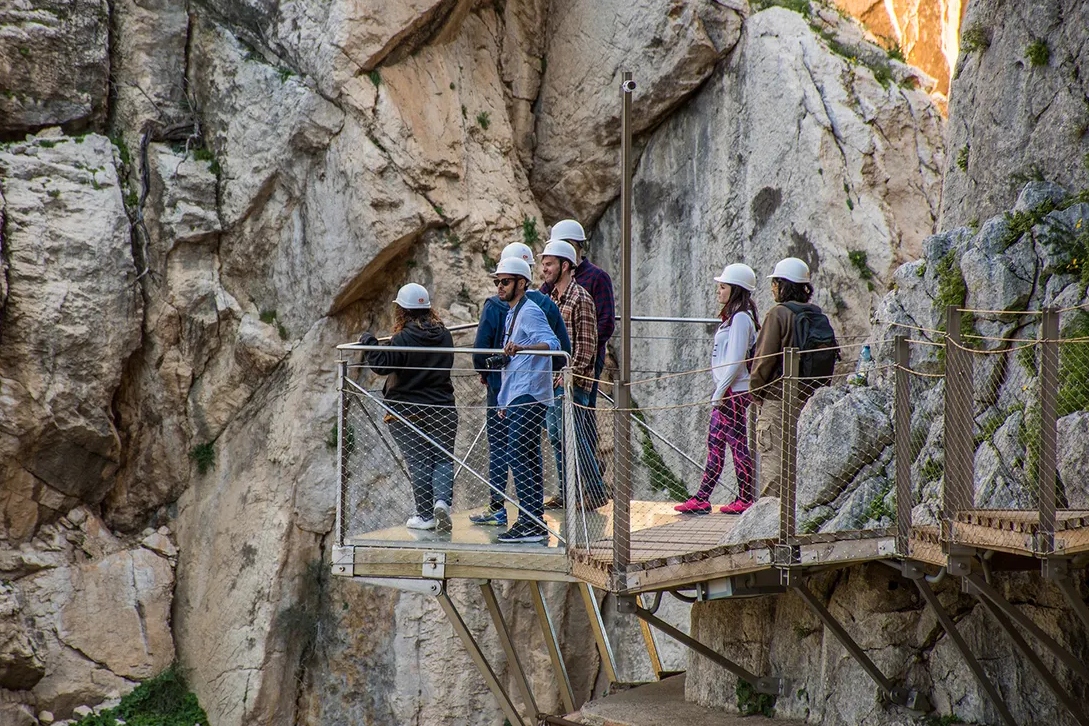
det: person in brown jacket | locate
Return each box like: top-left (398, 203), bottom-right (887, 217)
top-left (749, 257), bottom-right (812, 498)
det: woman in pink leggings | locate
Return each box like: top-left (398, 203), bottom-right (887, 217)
top-left (675, 263), bottom-right (759, 515)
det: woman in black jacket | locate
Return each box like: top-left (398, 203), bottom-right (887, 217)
top-left (359, 284), bottom-right (458, 532)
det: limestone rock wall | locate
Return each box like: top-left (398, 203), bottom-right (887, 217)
top-left (940, 0), bottom-right (1089, 228)
top-left (687, 563), bottom-right (1089, 726)
top-left (9, 0), bottom-right (1063, 723)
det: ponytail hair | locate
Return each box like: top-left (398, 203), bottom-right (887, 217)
top-left (719, 286), bottom-right (760, 332)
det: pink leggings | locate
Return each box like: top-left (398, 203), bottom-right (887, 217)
top-left (695, 391), bottom-right (755, 502)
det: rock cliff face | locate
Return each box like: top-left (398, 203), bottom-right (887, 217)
top-left (2, 0), bottom-right (1077, 724)
top-left (940, 0), bottom-right (1089, 228)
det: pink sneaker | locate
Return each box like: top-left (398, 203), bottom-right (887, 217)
top-left (719, 499), bottom-right (753, 515)
top-left (674, 497), bottom-right (712, 514)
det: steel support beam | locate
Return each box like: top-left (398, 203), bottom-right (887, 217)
top-left (437, 591), bottom-right (525, 726)
top-left (480, 582), bottom-right (538, 723)
top-left (530, 582), bottom-right (576, 713)
top-left (580, 583), bottom-right (618, 685)
top-left (964, 573), bottom-right (1089, 683)
top-left (637, 593), bottom-right (665, 679)
top-left (791, 582), bottom-right (928, 711)
top-left (904, 566), bottom-right (1015, 726)
top-left (616, 596), bottom-right (783, 695)
top-left (972, 592), bottom-right (1089, 726)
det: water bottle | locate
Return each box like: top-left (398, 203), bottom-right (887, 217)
top-left (851, 345), bottom-right (873, 385)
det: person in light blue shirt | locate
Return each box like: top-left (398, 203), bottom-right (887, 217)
top-left (491, 257), bottom-right (560, 543)
top-left (471, 243), bottom-right (570, 528)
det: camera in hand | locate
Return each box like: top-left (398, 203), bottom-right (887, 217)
top-left (484, 354), bottom-right (512, 370)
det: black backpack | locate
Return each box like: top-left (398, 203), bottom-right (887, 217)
top-left (782, 301), bottom-right (839, 398)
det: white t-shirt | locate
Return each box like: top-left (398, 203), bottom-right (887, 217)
top-left (710, 311), bottom-right (757, 401)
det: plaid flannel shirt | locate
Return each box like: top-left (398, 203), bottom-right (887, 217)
top-left (543, 258), bottom-right (614, 361)
top-left (550, 280), bottom-right (598, 390)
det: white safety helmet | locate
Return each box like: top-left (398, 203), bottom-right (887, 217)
top-left (541, 240), bottom-right (578, 267)
top-left (493, 256), bottom-right (532, 280)
top-left (501, 242), bottom-right (535, 266)
top-left (768, 257), bottom-right (811, 284)
top-left (713, 263), bottom-right (757, 292)
top-left (547, 219), bottom-right (587, 244)
top-left (393, 282), bottom-right (431, 309)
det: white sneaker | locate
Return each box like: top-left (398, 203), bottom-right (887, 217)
top-left (433, 501), bottom-right (452, 532)
top-left (406, 515), bottom-right (436, 530)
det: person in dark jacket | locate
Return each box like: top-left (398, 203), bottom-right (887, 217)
top-left (359, 283), bottom-right (458, 532)
top-left (470, 243), bottom-right (570, 527)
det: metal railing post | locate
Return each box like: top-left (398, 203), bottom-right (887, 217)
top-left (779, 348), bottom-right (800, 548)
top-left (943, 305), bottom-right (973, 549)
top-left (1037, 307), bottom-right (1060, 555)
top-left (336, 358), bottom-right (348, 547)
top-left (613, 380), bottom-right (632, 586)
top-left (562, 367), bottom-right (579, 550)
top-left (894, 336), bottom-right (912, 556)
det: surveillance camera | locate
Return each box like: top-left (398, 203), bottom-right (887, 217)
top-left (621, 79), bottom-right (636, 93)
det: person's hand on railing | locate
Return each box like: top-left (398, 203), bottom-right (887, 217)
top-left (358, 331), bottom-right (378, 346)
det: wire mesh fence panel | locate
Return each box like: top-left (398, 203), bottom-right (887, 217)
top-left (790, 343), bottom-right (897, 542)
top-left (340, 349), bottom-right (570, 548)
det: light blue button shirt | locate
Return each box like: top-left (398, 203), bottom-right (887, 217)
top-left (498, 298), bottom-right (561, 408)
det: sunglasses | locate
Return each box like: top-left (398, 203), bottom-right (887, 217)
top-left (494, 277), bottom-right (518, 287)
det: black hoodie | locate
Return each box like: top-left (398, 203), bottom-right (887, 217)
top-left (360, 321), bottom-right (455, 407)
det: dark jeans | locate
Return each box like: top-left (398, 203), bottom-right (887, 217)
top-left (388, 404), bottom-right (458, 519)
top-left (485, 388), bottom-right (509, 510)
top-left (506, 394), bottom-right (547, 526)
top-left (546, 386), bottom-right (606, 503)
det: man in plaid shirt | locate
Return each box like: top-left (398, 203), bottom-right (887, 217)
top-left (539, 240), bottom-right (609, 509)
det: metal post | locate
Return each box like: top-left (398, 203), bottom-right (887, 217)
top-left (894, 336), bottom-right (912, 556)
top-left (612, 380), bottom-right (631, 583)
top-left (479, 582), bottom-right (538, 723)
top-left (437, 591), bottom-right (526, 726)
top-left (614, 71), bottom-right (635, 587)
top-left (616, 597), bottom-right (782, 695)
top-left (791, 583), bottom-right (927, 710)
top-left (779, 348), bottom-right (800, 548)
top-left (579, 583), bottom-right (618, 686)
top-left (637, 593), bottom-right (665, 679)
top-left (1038, 308), bottom-right (1059, 555)
top-left (336, 359), bottom-right (348, 547)
top-left (964, 573), bottom-right (1089, 682)
top-left (972, 593), bottom-right (1089, 726)
top-left (530, 582), bottom-right (576, 713)
top-left (908, 570), bottom-right (1016, 726)
top-left (563, 367), bottom-right (580, 548)
top-left (943, 305), bottom-right (973, 549)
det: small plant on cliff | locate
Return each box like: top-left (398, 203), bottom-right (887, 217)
top-left (933, 248), bottom-right (979, 350)
top-left (736, 679), bottom-right (776, 717)
top-left (521, 216), bottom-right (539, 246)
top-left (960, 24), bottom-right (990, 53)
top-left (277, 66), bottom-right (294, 83)
top-left (189, 442), bottom-right (215, 475)
top-left (1026, 39), bottom-right (1050, 67)
top-left (476, 111), bottom-right (491, 130)
top-left (368, 69), bottom-right (381, 87)
top-left (847, 249), bottom-right (875, 291)
top-left (956, 145), bottom-right (969, 172)
top-left (72, 665), bottom-right (208, 726)
top-left (192, 147), bottom-right (221, 176)
top-left (750, 0), bottom-right (810, 17)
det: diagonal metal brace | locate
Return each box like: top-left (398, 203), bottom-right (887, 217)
top-left (972, 591), bottom-right (1089, 726)
top-left (616, 596), bottom-right (783, 695)
top-left (964, 573), bottom-right (1089, 683)
top-left (791, 582), bottom-right (929, 711)
top-left (903, 565), bottom-right (1016, 726)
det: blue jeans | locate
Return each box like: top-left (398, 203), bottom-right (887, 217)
top-left (506, 394), bottom-right (547, 524)
top-left (388, 405), bottom-right (458, 519)
top-left (485, 388), bottom-right (509, 510)
top-left (546, 386), bottom-right (606, 502)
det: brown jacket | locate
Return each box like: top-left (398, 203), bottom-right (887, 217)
top-left (750, 304), bottom-right (795, 401)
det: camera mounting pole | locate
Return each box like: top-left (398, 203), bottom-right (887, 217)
top-left (612, 71), bottom-right (635, 586)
